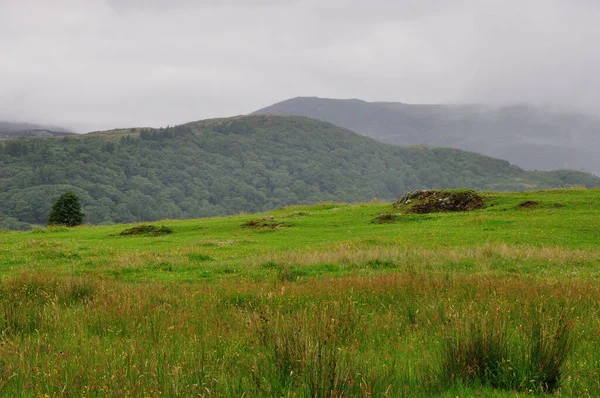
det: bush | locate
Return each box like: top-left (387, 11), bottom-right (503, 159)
top-left (47, 192), bottom-right (84, 227)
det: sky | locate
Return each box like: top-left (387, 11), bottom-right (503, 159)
top-left (1, 0), bottom-right (600, 132)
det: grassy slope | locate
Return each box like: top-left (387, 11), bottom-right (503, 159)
top-left (0, 189), bottom-right (599, 396)
top-left (2, 188), bottom-right (599, 280)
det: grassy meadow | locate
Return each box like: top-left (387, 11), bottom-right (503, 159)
top-left (0, 188), bottom-right (599, 396)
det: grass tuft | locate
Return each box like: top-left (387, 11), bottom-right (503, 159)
top-left (527, 310), bottom-right (574, 392)
top-left (188, 253), bottom-right (214, 262)
top-left (277, 266), bottom-right (304, 282)
top-left (440, 308), bottom-right (574, 394)
top-left (372, 214), bottom-right (399, 224)
top-left (365, 259), bottom-right (398, 269)
top-left (251, 301), bottom-right (358, 396)
top-left (441, 314), bottom-right (512, 390)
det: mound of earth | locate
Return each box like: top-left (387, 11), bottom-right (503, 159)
top-left (242, 217), bottom-right (290, 229)
top-left (119, 225), bottom-right (173, 236)
top-left (394, 190), bottom-right (484, 214)
top-left (518, 201), bottom-right (539, 208)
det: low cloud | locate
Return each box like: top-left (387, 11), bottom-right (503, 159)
top-left (1, 0), bottom-right (599, 132)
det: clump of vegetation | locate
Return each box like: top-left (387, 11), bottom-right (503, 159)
top-left (259, 261), bottom-right (303, 282)
top-left (47, 191), bottom-right (85, 227)
top-left (365, 259), bottom-right (398, 269)
top-left (441, 316), bottom-right (513, 390)
top-left (251, 301), bottom-right (358, 395)
top-left (395, 189), bottom-right (484, 214)
top-left (527, 313), bottom-right (574, 393)
top-left (518, 200), bottom-right (539, 208)
top-left (260, 261), bottom-right (282, 270)
top-left (187, 253), bottom-right (214, 262)
top-left (372, 213), bottom-right (400, 224)
top-left (0, 273), bottom-right (96, 337)
top-left (242, 217), bottom-right (291, 230)
top-left (277, 266), bottom-right (305, 282)
top-left (118, 225), bottom-right (173, 236)
top-left (441, 310), bottom-right (574, 394)
top-left (283, 211), bottom-right (312, 219)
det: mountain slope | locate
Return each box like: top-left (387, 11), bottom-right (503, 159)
top-left (0, 121), bottom-right (74, 140)
top-left (1, 115), bottom-right (598, 230)
top-left (254, 97), bottom-right (600, 175)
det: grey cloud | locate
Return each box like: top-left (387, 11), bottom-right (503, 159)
top-left (1, 0), bottom-right (599, 132)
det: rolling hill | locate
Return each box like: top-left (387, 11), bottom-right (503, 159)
top-left (254, 97), bottom-right (600, 175)
top-left (1, 114), bottom-right (599, 230)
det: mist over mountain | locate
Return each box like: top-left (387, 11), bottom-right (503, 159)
top-left (2, 114), bottom-right (598, 230)
top-left (254, 97), bottom-right (600, 175)
top-left (0, 121), bottom-right (74, 140)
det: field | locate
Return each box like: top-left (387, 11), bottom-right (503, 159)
top-left (0, 189), bottom-right (599, 396)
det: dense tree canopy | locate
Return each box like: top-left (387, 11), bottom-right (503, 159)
top-left (1, 115), bottom-right (599, 230)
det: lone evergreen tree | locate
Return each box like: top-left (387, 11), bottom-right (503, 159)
top-left (47, 192), bottom-right (84, 226)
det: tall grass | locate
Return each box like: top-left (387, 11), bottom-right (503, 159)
top-left (442, 313), bottom-right (513, 390)
top-left (527, 310), bottom-right (574, 392)
top-left (0, 271), bottom-right (593, 396)
top-left (250, 301), bottom-right (358, 396)
top-left (0, 273), bottom-right (95, 337)
top-left (441, 307), bottom-right (574, 393)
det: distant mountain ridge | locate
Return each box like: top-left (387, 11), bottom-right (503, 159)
top-left (1, 114), bottom-right (599, 230)
top-left (0, 121), bottom-right (74, 140)
top-left (254, 97), bottom-right (600, 175)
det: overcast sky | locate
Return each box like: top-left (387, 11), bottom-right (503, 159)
top-left (1, 0), bottom-right (600, 132)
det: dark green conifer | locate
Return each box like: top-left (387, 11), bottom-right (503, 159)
top-left (47, 192), bottom-right (84, 227)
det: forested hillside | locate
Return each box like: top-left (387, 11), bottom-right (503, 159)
top-left (1, 115), bottom-right (599, 230)
top-left (255, 97), bottom-right (600, 175)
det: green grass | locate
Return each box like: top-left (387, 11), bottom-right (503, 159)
top-left (0, 188), bottom-right (599, 396)
top-left (2, 188), bottom-right (599, 281)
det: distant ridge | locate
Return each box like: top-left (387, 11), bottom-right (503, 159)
top-left (0, 121), bottom-right (74, 140)
top-left (254, 97), bottom-right (600, 175)
top-left (0, 129), bottom-right (76, 140)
